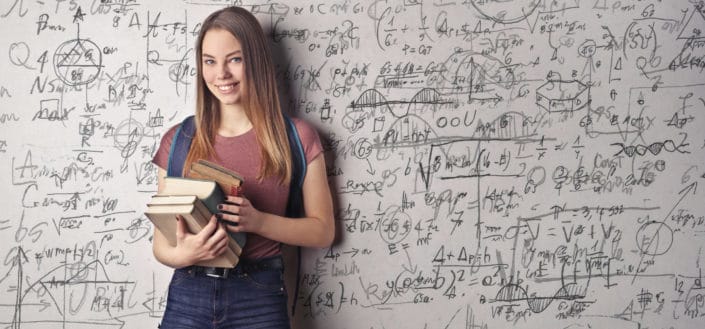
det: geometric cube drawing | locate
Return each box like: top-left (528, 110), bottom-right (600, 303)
top-left (536, 79), bottom-right (589, 112)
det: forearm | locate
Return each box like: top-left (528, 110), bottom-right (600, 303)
top-left (256, 213), bottom-right (334, 248)
top-left (219, 156), bottom-right (336, 248)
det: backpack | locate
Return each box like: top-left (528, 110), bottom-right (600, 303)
top-left (166, 114), bottom-right (306, 315)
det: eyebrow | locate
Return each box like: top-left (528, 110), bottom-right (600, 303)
top-left (202, 50), bottom-right (242, 58)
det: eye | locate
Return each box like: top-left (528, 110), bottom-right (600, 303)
top-left (203, 59), bottom-right (215, 65)
top-left (230, 57), bottom-right (242, 63)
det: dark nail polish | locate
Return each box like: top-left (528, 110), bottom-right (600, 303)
top-left (217, 204), bottom-right (223, 210)
top-left (216, 213), bottom-right (223, 219)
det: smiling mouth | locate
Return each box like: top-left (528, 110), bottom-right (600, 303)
top-left (216, 82), bottom-right (239, 92)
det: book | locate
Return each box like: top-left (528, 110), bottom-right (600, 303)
top-left (147, 194), bottom-right (198, 206)
top-left (186, 160), bottom-right (247, 248)
top-left (161, 176), bottom-right (247, 249)
top-left (162, 177), bottom-right (225, 215)
top-left (145, 196), bottom-right (239, 268)
top-left (148, 194), bottom-right (243, 257)
top-left (188, 159), bottom-right (244, 197)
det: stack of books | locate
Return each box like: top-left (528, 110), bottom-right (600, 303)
top-left (145, 160), bottom-right (245, 268)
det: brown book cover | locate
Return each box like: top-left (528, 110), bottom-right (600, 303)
top-left (188, 160), bottom-right (244, 197)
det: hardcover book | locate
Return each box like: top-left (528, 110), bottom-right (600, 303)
top-left (188, 159), bottom-right (244, 197)
top-left (161, 176), bottom-right (247, 248)
top-left (145, 195), bottom-right (239, 268)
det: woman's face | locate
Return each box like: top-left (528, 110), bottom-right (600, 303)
top-left (201, 28), bottom-right (245, 107)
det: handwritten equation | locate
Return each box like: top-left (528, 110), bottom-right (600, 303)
top-left (1, 0), bottom-right (704, 328)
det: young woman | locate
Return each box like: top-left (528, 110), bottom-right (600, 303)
top-left (150, 6), bottom-right (335, 328)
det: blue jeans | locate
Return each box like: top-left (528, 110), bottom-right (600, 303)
top-left (160, 256), bottom-right (290, 329)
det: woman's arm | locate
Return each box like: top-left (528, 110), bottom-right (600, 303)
top-left (152, 167), bottom-right (233, 268)
top-left (221, 154), bottom-right (335, 248)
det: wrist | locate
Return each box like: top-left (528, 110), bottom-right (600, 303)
top-left (167, 245), bottom-right (195, 269)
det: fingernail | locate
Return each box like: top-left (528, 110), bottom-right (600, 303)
top-left (218, 204), bottom-right (223, 210)
top-left (216, 213), bottom-right (223, 219)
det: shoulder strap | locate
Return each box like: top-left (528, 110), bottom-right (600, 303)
top-left (167, 115), bottom-right (196, 177)
top-left (284, 115), bottom-right (307, 218)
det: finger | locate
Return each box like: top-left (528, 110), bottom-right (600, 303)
top-left (204, 238), bottom-right (228, 260)
top-left (225, 196), bottom-right (244, 205)
top-left (218, 203), bottom-right (240, 215)
top-left (203, 228), bottom-right (228, 255)
top-left (196, 215), bottom-right (218, 240)
top-left (218, 213), bottom-right (240, 226)
top-left (206, 223), bottom-right (228, 245)
top-left (224, 218), bottom-right (243, 233)
top-left (213, 235), bottom-right (229, 252)
top-left (213, 240), bottom-right (229, 256)
top-left (203, 228), bottom-right (228, 252)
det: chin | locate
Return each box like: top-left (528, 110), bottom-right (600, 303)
top-left (222, 95), bottom-right (241, 104)
top-left (211, 93), bottom-right (241, 105)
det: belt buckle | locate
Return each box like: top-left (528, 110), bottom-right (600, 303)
top-left (206, 268), bottom-right (230, 279)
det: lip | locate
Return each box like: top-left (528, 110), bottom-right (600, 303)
top-left (215, 82), bottom-right (239, 94)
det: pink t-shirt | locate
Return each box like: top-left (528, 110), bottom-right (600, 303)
top-left (152, 117), bottom-right (323, 260)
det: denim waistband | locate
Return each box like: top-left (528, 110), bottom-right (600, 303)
top-left (179, 255), bottom-right (283, 279)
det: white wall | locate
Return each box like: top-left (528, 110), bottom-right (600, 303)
top-left (1, 0), bottom-right (704, 328)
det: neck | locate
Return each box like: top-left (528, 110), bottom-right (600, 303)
top-left (218, 104), bottom-right (252, 137)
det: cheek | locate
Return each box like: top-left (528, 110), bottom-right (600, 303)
top-left (201, 68), bottom-right (216, 83)
top-left (202, 71), bottom-right (213, 83)
top-left (232, 65), bottom-right (244, 78)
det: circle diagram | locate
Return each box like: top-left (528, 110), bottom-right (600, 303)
top-left (53, 38), bottom-right (102, 86)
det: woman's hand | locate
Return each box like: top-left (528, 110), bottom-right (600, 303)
top-left (174, 214), bottom-right (230, 266)
top-left (218, 196), bottom-right (264, 234)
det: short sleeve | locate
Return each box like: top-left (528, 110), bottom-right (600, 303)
top-left (152, 124), bottom-right (180, 171)
top-left (292, 118), bottom-right (323, 164)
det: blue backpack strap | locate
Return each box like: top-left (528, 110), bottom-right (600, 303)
top-left (167, 115), bottom-right (196, 177)
top-left (284, 115), bottom-right (306, 218)
top-left (283, 115), bottom-right (307, 316)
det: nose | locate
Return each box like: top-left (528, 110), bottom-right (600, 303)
top-left (217, 63), bottom-right (232, 79)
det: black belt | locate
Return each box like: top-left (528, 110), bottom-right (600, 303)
top-left (185, 256), bottom-right (284, 279)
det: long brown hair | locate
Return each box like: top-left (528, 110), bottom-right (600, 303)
top-left (185, 6), bottom-right (292, 184)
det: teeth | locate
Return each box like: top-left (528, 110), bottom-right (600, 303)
top-left (217, 83), bottom-right (236, 91)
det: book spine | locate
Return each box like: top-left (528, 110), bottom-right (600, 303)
top-left (200, 185), bottom-right (225, 215)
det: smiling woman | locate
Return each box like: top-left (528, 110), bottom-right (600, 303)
top-left (149, 6), bottom-right (335, 329)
